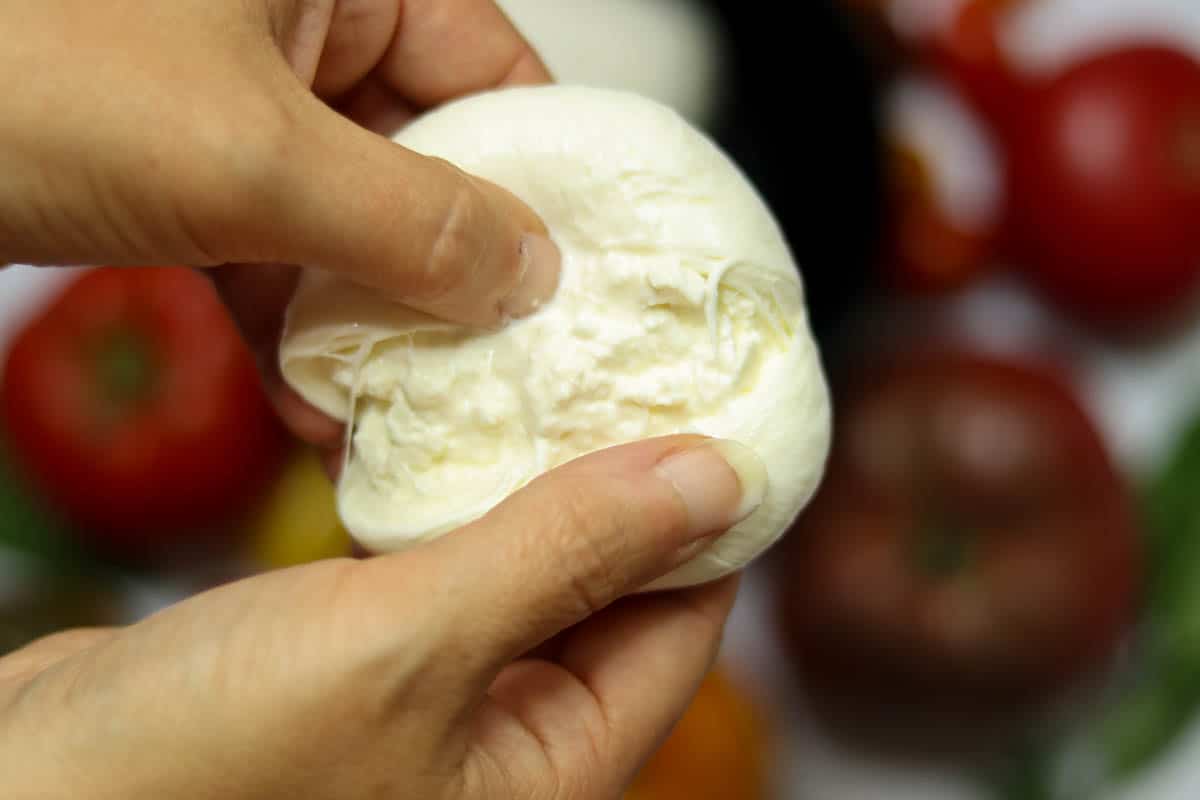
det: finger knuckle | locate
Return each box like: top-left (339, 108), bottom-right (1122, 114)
top-left (226, 100), bottom-right (303, 212)
top-left (558, 707), bottom-right (612, 800)
top-left (321, 0), bottom-right (395, 76)
top-left (458, 746), bottom-right (528, 800)
top-left (177, 93), bottom-right (303, 261)
top-left (414, 169), bottom-right (497, 303)
top-left (546, 484), bottom-right (631, 618)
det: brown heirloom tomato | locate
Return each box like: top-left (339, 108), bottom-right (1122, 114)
top-left (775, 351), bottom-right (1139, 719)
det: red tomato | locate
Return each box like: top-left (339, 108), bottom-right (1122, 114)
top-left (774, 351), bottom-right (1139, 721)
top-left (1009, 46), bottom-right (1200, 326)
top-left (2, 267), bottom-right (289, 557)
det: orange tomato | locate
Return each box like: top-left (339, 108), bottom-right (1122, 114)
top-left (626, 668), bottom-right (769, 800)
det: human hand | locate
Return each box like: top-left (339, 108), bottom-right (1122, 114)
top-left (0, 0), bottom-right (561, 447)
top-left (0, 435), bottom-right (758, 799)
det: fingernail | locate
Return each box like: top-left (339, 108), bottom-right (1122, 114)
top-left (671, 535), bottom-right (719, 567)
top-left (655, 439), bottom-right (767, 541)
top-left (500, 234), bottom-right (561, 319)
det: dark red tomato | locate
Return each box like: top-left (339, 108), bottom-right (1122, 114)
top-left (2, 267), bottom-right (289, 557)
top-left (1009, 46), bottom-right (1200, 326)
top-left (775, 352), bottom-right (1139, 719)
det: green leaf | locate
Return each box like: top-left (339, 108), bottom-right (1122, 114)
top-left (0, 437), bottom-right (86, 568)
top-left (1145, 418), bottom-right (1200, 610)
top-left (984, 409), bottom-right (1200, 799)
top-left (989, 742), bottom-right (1058, 800)
top-left (1100, 676), bottom-right (1199, 777)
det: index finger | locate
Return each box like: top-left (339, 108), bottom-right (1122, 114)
top-left (380, 0), bottom-right (553, 107)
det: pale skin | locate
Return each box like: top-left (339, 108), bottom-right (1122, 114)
top-left (0, 1), bottom-right (751, 798)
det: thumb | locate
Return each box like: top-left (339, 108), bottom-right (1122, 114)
top-left (241, 99), bottom-right (560, 328)
top-left (416, 435), bottom-right (766, 697)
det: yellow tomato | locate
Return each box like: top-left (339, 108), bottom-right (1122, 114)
top-left (246, 448), bottom-right (353, 568)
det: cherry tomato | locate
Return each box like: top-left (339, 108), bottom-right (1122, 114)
top-left (775, 351), bottom-right (1140, 720)
top-left (1008, 46), bottom-right (1200, 326)
top-left (886, 143), bottom-right (997, 293)
top-left (871, 0), bottom-right (1029, 122)
top-left (882, 76), bottom-right (1005, 292)
top-left (2, 267), bottom-right (289, 557)
top-left (927, 0), bottom-right (1030, 127)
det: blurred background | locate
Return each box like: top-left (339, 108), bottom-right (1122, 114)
top-left (4, 0), bottom-right (1200, 797)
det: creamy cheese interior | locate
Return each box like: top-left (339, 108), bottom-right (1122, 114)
top-left (339, 244), bottom-right (794, 539)
top-left (281, 86), bottom-right (831, 590)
